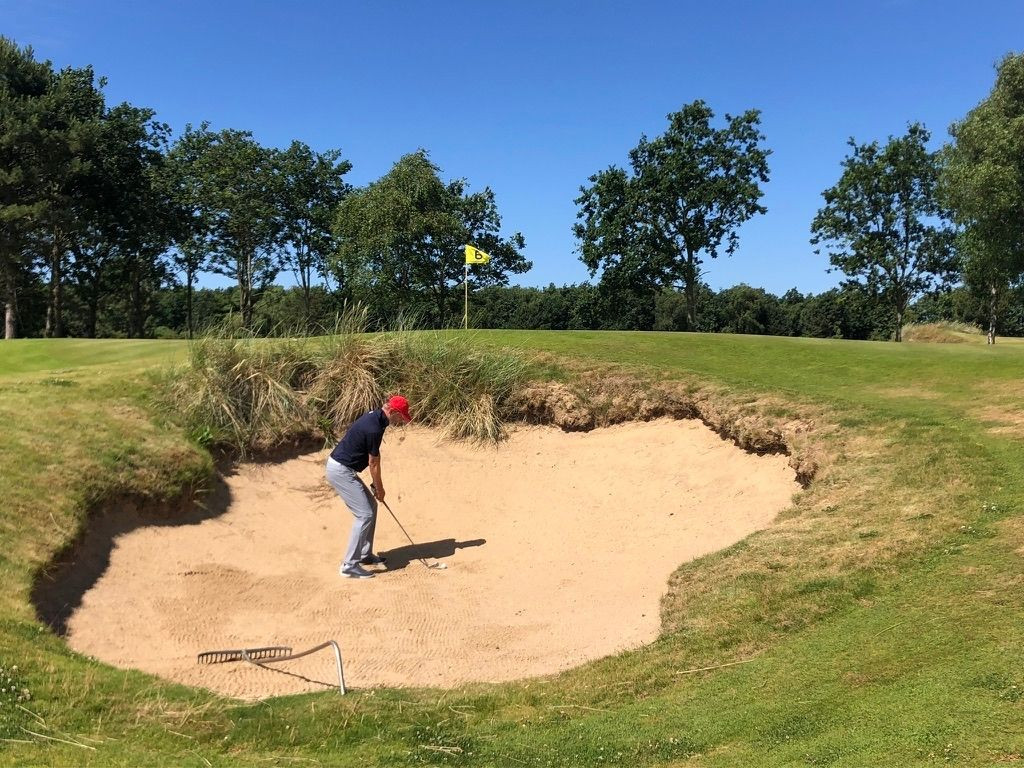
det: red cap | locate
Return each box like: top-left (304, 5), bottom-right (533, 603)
top-left (387, 395), bottom-right (411, 422)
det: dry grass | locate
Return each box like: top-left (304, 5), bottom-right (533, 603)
top-left (305, 337), bottom-right (387, 436)
top-left (169, 335), bottom-right (319, 453)
top-left (969, 380), bottom-right (1024, 437)
top-left (169, 325), bottom-right (531, 455)
top-left (902, 321), bottom-right (983, 343)
top-left (974, 405), bottom-right (1024, 437)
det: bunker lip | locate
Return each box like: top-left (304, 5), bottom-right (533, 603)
top-left (43, 419), bottom-right (803, 700)
top-left (507, 378), bottom-right (820, 486)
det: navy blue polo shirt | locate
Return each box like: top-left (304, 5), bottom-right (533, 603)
top-left (330, 409), bottom-right (389, 471)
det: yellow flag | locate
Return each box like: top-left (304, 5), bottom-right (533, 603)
top-left (465, 245), bottom-right (490, 265)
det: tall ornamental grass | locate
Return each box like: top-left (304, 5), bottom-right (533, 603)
top-left (378, 329), bottom-right (528, 442)
top-left (169, 314), bottom-right (529, 455)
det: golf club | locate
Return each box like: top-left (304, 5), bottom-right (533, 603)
top-left (372, 485), bottom-right (447, 570)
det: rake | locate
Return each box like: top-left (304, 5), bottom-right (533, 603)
top-left (197, 646), bottom-right (292, 664)
top-left (197, 640), bottom-right (346, 694)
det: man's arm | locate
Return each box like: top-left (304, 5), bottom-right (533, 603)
top-left (368, 454), bottom-right (384, 501)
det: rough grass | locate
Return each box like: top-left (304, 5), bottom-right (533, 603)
top-left (901, 320), bottom-right (983, 343)
top-left (2, 331), bottom-right (1024, 766)
top-left (169, 326), bottom-right (531, 455)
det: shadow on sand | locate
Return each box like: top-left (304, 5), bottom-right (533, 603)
top-left (31, 474), bottom-right (234, 636)
top-left (381, 538), bottom-right (486, 571)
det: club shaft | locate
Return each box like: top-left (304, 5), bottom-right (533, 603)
top-left (380, 499), bottom-right (417, 548)
top-left (379, 498), bottom-right (438, 569)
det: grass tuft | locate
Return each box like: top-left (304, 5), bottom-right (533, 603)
top-left (169, 322), bottom-right (530, 455)
top-left (901, 321), bottom-right (983, 343)
top-left (380, 330), bottom-right (528, 441)
top-left (169, 333), bottom-right (318, 453)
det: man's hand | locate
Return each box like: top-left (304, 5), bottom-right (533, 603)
top-left (368, 455), bottom-right (384, 502)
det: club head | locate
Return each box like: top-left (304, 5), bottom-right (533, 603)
top-left (431, 562), bottom-right (447, 570)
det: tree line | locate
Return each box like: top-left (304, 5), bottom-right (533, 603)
top-left (0, 38), bottom-right (528, 340)
top-left (3, 37), bottom-right (1022, 341)
top-left (574, 53), bottom-right (1024, 343)
top-left (44, 278), bottom-right (1012, 342)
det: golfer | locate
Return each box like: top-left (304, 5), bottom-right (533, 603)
top-left (326, 395), bottom-right (412, 579)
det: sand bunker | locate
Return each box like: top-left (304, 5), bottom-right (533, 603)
top-left (62, 419), bottom-right (799, 698)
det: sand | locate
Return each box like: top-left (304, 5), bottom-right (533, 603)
top-left (62, 419), bottom-right (800, 699)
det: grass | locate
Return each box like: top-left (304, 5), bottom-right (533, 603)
top-left (901, 321), bottom-right (1024, 346)
top-left (169, 322), bottom-right (531, 454)
top-left (2, 331), bottom-right (1024, 765)
top-left (901, 321), bottom-right (982, 343)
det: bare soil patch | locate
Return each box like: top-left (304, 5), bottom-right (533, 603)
top-left (975, 404), bottom-right (1024, 438)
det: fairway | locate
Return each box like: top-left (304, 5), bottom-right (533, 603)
top-left (4, 334), bottom-right (1024, 766)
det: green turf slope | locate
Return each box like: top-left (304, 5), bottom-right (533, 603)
top-left (1, 333), bottom-right (1022, 766)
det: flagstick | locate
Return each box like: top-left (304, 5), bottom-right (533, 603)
top-left (463, 263), bottom-right (469, 330)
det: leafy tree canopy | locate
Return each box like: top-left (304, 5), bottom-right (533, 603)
top-left (811, 123), bottom-right (956, 341)
top-left (941, 52), bottom-right (1024, 342)
top-left (333, 151), bottom-right (529, 327)
top-left (575, 100), bottom-right (771, 327)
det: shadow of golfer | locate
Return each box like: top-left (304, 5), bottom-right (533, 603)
top-left (382, 538), bottom-right (486, 571)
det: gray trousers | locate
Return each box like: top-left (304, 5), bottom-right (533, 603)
top-left (326, 457), bottom-right (378, 567)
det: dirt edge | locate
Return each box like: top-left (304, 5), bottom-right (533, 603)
top-left (509, 378), bottom-right (821, 487)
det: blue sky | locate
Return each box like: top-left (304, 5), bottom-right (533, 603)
top-left (5, 1), bottom-right (1023, 295)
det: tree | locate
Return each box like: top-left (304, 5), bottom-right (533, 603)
top-left (958, 230), bottom-right (1020, 344)
top-left (470, 283), bottom-right (605, 331)
top-left (37, 64), bottom-right (107, 338)
top-left (163, 126), bottom-right (216, 339)
top-left (276, 141), bottom-right (351, 327)
top-left (189, 127), bottom-right (283, 329)
top-left (251, 284), bottom-right (347, 334)
top-left (654, 288), bottom-right (690, 331)
top-left (0, 39), bottom-right (50, 338)
top-left (794, 285), bottom-right (892, 340)
top-left (811, 123), bottom-right (957, 341)
top-left (941, 53), bottom-right (1024, 344)
top-left (0, 39), bottom-right (105, 339)
top-left (797, 290), bottom-right (846, 339)
top-left (69, 103), bottom-right (173, 337)
top-left (575, 101), bottom-right (771, 327)
top-left (334, 151), bottom-right (529, 327)
top-left (717, 284), bottom-right (789, 336)
top-left (778, 288), bottom-right (806, 337)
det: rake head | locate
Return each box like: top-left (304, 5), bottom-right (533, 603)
top-left (197, 646), bottom-right (293, 664)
